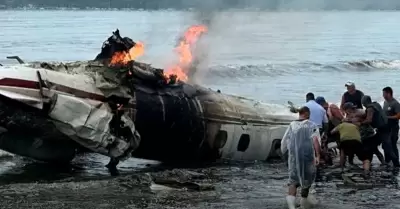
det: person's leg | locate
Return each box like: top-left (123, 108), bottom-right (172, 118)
top-left (361, 140), bottom-right (374, 177)
top-left (348, 153), bottom-right (354, 165)
top-left (320, 133), bottom-right (330, 165)
top-left (373, 148), bottom-right (385, 165)
top-left (286, 184), bottom-right (297, 209)
top-left (288, 184), bottom-right (297, 196)
top-left (300, 186), bottom-right (318, 208)
top-left (363, 153), bottom-right (372, 178)
top-left (340, 148), bottom-right (346, 171)
top-left (363, 160), bottom-right (371, 172)
top-left (391, 126), bottom-right (400, 166)
top-left (381, 130), bottom-right (398, 166)
top-left (300, 187), bottom-right (310, 198)
top-left (353, 140), bottom-right (371, 174)
top-left (342, 141), bottom-right (353, 166)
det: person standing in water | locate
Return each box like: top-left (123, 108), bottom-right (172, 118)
top-left (281, 106), bottom-right (321, 209)
top-left (340, 82), bottom-right (364, 111)
top-left (382, 87), bottom-right (400, 167)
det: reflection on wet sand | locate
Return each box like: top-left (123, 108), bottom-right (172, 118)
top-left (0, 152), bottom-right (399, 208)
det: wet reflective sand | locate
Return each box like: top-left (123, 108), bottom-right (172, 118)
top-left (0, 151), bottom-right (399, 209)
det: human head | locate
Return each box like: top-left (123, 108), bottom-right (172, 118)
top-left (315, 96), bottom-right (328, 109)
top-left (382, 86), bottom-right (393, 101)
top-left (298, 106), bottom-right (310, 120)
top-left (345, 81), bottom-right (356, 93)
top-left (361, 95), bottom-right (372, 108)
top-left (343, 102), bottom-right (356, 114)
top-left (306, 92), bottom-right (315, 102)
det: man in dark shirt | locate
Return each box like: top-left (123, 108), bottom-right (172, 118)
top-left (361, 95), bottom-right (399, 168)
top-left (340, 82), bottom-right (364, 111)
top-left (382, 87), bottom-right (400, 167)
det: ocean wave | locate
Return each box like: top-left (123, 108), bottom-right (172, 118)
top-left (3, 59), bottom-right (399, 80)
top-left (205, 64), bottom-right (285, 78)
top-left (202, 59), bottom-right (400, 79)
top-left (346, 60), bottom-right (400, 69)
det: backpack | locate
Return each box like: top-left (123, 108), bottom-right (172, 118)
top-left (368, 102), bottom-right (388, 129)
top-left (360, 124), bottom-right (376, 141)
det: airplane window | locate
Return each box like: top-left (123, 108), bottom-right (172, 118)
top-left (214, 130), bottom-right (228, 149)
top-left (237, 134), bottom-right (250, 152)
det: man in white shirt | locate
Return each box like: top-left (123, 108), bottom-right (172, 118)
top-left (304, 92), bottom-right (329, 165)
top-left (304, 93), bottom-right (329, 133)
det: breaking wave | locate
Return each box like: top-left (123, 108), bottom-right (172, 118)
top-left (346, 60), bottom-right (400, 69)
top-left (204, 59), bottom-right (400, 79)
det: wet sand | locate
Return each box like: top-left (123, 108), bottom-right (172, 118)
top-left (0, 153), bottom-right (399, 209)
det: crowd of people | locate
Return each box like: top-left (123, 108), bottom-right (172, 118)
top-left (281, 81), bottom-right (400, 209)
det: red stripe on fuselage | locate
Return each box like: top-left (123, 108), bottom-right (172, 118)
top-left (0, 78), bottom-right (106, 101)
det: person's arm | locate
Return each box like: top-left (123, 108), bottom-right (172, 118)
top-left (359, 90), bottom-right (365, 97)
top-left (330, 104), bottom-right (344, 120)
top-left (322, 109), bottom-right (329, 133)
top-left (342, 116), bottom-right (351, 122)
top-left (280, 124), bottom-right (292, 155)
top-left (361, 107), bottom-right (373, 125)
top-left (388, 101), bottom-right (400, 120)
top-left (330, 125), bottom-right (340, 135)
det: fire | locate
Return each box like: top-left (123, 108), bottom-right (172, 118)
top-left (164, 25), bottom-right (208, 82)
top-left (110, 42), bottom-right (145, 65)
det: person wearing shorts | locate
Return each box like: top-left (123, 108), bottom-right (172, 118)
top-left (331, 121), bottom-right (370, 175)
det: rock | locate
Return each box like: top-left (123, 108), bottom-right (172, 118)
top-left (344, 189), bottom-right (357, 195)
top-left (152, 179), bottom-right (215, 191)
top-left (368, 195), bottom-right (378, 201)
top-left (269, 175), bottom-right (286, 180)
top-left (381, 171), bottom-right (391, 178)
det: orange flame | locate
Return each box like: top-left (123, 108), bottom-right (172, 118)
top-left (110, 42), bottom-right (145, 65)
top-left (164, 25), bottom-right (208, 82)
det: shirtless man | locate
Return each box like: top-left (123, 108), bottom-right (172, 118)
top-left (315, 96), bottom-right (343, 164)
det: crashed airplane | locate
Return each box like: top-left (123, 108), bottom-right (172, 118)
top-left (0, 26), bottom-right (296, 167)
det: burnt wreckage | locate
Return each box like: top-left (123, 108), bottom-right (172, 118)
top-left (0, 30), bottom-right (295, 166)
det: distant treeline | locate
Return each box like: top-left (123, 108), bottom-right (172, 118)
top-left (2, 0), bottom-right (400, 10)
